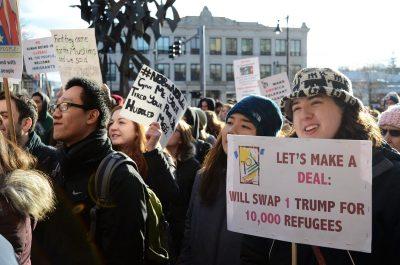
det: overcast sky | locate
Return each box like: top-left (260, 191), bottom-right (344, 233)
top-left (20, 0), bottom-right (399, 70)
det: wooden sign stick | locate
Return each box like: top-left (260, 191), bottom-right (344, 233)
top-left (292, 243), bottom-right (297, 265)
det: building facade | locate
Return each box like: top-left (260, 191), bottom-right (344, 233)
top-left (107, 6), bottom-right (309, 102)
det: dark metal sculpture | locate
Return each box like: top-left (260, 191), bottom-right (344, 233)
top-left (72, 0), bottom-right (180, 95)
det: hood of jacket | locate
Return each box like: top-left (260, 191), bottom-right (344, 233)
top-left (184, 107), bottom-right (200, 139)
top-left (372, 142), bottom-right (400, 178)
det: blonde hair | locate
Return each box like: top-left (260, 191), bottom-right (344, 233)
top-left (0, 169), bottom-right (56, 220)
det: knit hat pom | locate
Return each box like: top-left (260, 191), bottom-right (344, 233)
top-left (378, 104), bottom-right (400, 128)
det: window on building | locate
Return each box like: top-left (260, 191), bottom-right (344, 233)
top-left (106, 61), bottom-right (117, 81)
top-left (290, 40), bottom-right (301, 56)
top-left (260, 39), bottom-right (271, 55)
top-left (260, 64), bottom-right (272, 78)
top-left (277, 65), bottom-right (287, 74)
top-left (291, 64), bottom-right (302, 79)
top-left (191, 64), bottom-right (200, 81)
top-left (241, 38), bottom-right (253, 55)
top-left (226, 64), bottom-right (234, 81)
top-left (191, 37), bottom-right (200, 54)
top-left (157, 37), bottom-right (169, 54)
top-left (174, 64), bottom-right (186, 81)
top-left (210, 64), bottom-right (222, 81)
top-left (174, 36), bottom-right (186, 54)
top-left (156, 63), bottom-right (170, 79)
top-left (209, 37), bottom-right (222, 55)
top-left (136, 37), bottom-right (149, 53)
top-left (226, 38), bottom-right (237, 55)
top-left (275, 39), bottom-right (287, 56)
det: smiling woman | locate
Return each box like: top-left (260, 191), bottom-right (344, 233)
top-left (241, 68), bottom-right (400, 265)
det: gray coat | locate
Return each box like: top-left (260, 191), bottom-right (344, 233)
top-left (178, 172), bottom-right (242, 265)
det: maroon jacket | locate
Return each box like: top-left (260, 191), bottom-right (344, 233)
top-left (0, 196), bottom-right (34, 265)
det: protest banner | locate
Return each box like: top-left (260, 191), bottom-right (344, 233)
top-left (0, 0), bottom-right (23, 79)
top-left (258, 72), bottom-right (291, 105)
top-left (226, 135), bottom-right (372, 253)
top-left (23, 37), bottom-right (58, 75)
top-left (120, 65), bottom-right (188, 147)
top-left (233, 57), bottom-right (261, 100)
top-left (51, 28), bottom-right (102, 86)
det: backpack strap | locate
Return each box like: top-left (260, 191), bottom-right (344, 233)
top-left (89, 151), bottom-right (138, 240)
top-left (93, 151), bottom-right (138, 205)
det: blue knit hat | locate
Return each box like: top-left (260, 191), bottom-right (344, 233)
top-left (226, 95), bottom-right (283, 136)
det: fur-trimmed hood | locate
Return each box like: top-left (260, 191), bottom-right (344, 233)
top-left (0, 170), bottom-right (55, 220)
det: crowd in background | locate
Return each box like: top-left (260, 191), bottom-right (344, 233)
top-left (0, 68), bottom-right (400, 265)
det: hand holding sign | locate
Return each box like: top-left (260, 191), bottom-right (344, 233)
top-left (145, 122), bottom-right (162, 152)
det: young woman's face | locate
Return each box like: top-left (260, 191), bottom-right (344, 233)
top-left (221, 113), bottom-right (257, 153)
top-left (108, 109), bottom-right (137, 147)
top-left (167, 127), bottom-right (182, 148)
top-left (292, 95), bottom-right (343, 139)
top-left (380, 125), bottom-right (400, 152)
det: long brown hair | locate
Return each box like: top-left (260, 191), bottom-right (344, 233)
top-left (175, 120), bottom-right (196, 162)
top-left (205, 110), bottom-right (224, 138)
top-left (199, 134), bottom-right (227, 205)
top-left (285, 98), bottom-right (384, 147)
top-left (109, 106), bottom-right (148, 179)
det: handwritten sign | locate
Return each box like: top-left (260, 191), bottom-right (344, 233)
top-left (0, 0), bottom-right (23, 79)
top-left (51, 29), bottom-right (102, 86)
top-left (227, 135), bottom-right (372, 253)
top-left (233, 57), bottom-right (261, 100)
top-left (258, 72), bottom-right (291, 105)
top-left (23, 37), bottom-right (58, 74)
top-left (120, 65), bottom-right (188, 147)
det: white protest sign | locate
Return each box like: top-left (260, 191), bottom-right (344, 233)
top-left (0, 0), bottom-right (23, 79)
top-left (23, 37), bottom-right (58, 74)
top-left (51, 29), bottom-right (102, 86)
top-left (258, 72), bottom-right (291, 105)
top-left (121, 65), bottom-right (188, 147)
top-left (233, 57), bottom-right (261, 100)
top-left (227, 135), bottom-right (372, 253)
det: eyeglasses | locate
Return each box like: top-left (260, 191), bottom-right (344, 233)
top-left (50, 102), bottom-right (89, 113)
top-left (381, 128), bottom-right (400, 137)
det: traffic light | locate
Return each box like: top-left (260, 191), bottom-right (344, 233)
top-left (168, 40), bottom-right (183, 59)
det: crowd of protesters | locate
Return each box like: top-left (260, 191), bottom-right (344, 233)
top-left (0, 67), bottom-right (400, 265)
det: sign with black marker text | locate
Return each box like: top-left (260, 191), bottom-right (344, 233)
top-left (23, 37), bottom-right (58, 74)
top-left (121, 65), bottom-right (188, 147)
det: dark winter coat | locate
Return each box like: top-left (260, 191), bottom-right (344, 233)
top-left (33, 92), bottom-right (53, 145)
top-left (240, 144), bottom-right (400, 265)
top-left (41, 129), bottom-right (147, 265)
top-left (24, 131), bottom-right (58, 175)
top-left (144, 148), bottom-right (179, 215)
top-left (169, 146), bottom-right (200, 261)
top-left (178, 168), bottom-right (242, 265)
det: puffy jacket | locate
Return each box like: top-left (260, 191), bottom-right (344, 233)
top-left (240, 144), bottom-right (400, 265)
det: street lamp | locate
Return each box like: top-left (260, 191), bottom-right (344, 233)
top-left (274, 16), bottom-right (289, 79)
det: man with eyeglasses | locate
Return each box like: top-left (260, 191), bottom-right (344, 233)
top-left (44, 77), bottom-right (147, 265)
top-left (379, 104), bottom-right (400, 152)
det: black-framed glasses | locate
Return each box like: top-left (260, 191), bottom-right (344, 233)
top-left (381, 128), bottom-right (400, 137)
top-left (50, 102), bottom-right (89, 113)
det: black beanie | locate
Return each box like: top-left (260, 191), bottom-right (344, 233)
top-left (226, 95), bottom-right (283, 136)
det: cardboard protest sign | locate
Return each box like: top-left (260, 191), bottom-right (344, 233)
top-left (227, 135), bottom-right (372, 252)
top-left (233, 57), bottom-right (261, 100)
top-left (120, 65), bottom-right (188, 147)
top-left (0, 0), bottom-right (23, 79)
top-left (23, 37), bottom-right (58, 74)
top-left (51, 28), bottom-right (102, 86)
top-left (258, 72), bottom-right (291, 105)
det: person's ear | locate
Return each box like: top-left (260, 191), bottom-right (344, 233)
top-left (86, 109), bottom-right (100, 126)
top-left (21, 117), bottom-right (33, 133)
